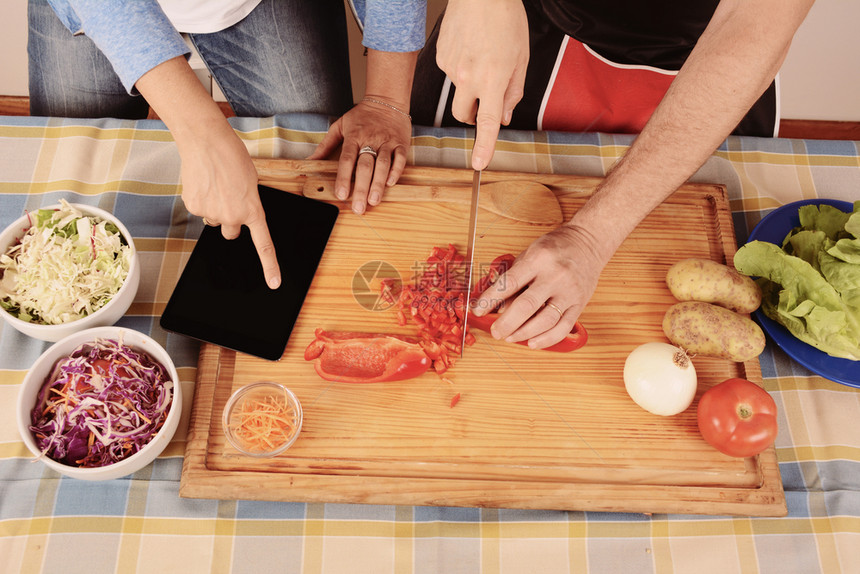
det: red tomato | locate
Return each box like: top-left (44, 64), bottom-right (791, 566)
top-left (697, 378), bottom-right (778, 458)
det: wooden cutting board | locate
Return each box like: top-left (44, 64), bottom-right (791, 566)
top-left (179, 159), bottom-right (785, 516)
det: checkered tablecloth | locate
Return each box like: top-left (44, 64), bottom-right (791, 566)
top-left (1, 114), bottom-right (858, 574)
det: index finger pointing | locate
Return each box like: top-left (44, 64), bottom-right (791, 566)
top-left (247, 219), bottom-right (281, 289)
top-left (471, 97), bottom-right (504, 170)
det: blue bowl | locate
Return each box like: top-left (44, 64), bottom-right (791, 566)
top-left (746, 199), bottom-right (858, 388)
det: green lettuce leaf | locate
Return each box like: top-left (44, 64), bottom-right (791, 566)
top-left (734, 202), bottom-right (860, 361)
top-left (795, 203), bottom-right (852, 242)
top-left (827, 212), bottom-right (860, 265)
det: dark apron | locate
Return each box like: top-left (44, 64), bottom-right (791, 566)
top-left (411, 1), bottom-right (777, 137)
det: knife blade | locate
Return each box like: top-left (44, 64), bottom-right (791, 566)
top-left (460, 168), bottom-right (481, 356)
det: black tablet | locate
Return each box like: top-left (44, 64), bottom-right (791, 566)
top-left (160, 185), bottom-right (338, 360)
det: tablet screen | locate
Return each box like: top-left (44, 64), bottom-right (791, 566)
top-left (160, 185), bottom-right (338, 360)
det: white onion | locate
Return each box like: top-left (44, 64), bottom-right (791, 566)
top-left (623, 342), bottom-right (698, 416)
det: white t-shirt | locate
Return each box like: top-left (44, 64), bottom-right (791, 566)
top-left (157, 0), bottom-right (262, 34)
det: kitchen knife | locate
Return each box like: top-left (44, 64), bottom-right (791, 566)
top-left (460, 168), bottom-right (481, 356)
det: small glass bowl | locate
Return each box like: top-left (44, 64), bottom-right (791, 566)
top-left (222, 381), bottom-right (303, 457)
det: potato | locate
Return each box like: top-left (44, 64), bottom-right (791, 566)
top-left (666, 258), bottom-right (761, 313)
top-left (662, 301), bottom-right (765, 362)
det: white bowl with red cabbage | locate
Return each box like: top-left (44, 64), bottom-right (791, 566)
top-left (16, 326), bottom-right (182, 480)
top-left (0, 201), bottom-right (140, 342)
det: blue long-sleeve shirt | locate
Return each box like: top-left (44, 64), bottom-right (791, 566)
top-left (46, 0), bottom-right (427, 93)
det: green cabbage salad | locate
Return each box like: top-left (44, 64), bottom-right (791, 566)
top-left (0, 200), bottom-right (133, 325)
top-left (734, 201), bottom-right (860, 361)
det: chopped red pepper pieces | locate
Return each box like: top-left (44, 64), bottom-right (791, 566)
top-left (380, 243), bottom-right (473, 375)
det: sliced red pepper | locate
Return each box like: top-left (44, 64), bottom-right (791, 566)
top-left (304, 329), bottom-right (431, 383)
top-left (377, 244), bottom-right (474, 373)
top-left (466, 311), bottom-right (588, 352)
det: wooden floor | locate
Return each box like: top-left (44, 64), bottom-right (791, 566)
top-left (1, 94), bottom-right (858, 140)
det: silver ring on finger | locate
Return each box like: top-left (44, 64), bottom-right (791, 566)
top-left (358, 145), bottom-right (378, 158)
top-left (545, 301), bottom-right (564, 320)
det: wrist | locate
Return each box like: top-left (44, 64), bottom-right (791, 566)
top-left (562, 182), bottom-right (638, 265)
top-left (136, 56), bottom-right (227, 141)
top-left (360, 97), bottom-right (411, 120)
top-left (557, 220), bottom-right (615, 270)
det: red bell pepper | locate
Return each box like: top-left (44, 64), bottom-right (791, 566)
top-left (467, 311), bottom-right (588, 352)
top-left (304, 329), bottom-right (431, 383)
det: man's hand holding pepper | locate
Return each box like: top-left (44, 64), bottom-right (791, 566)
top-left (471, 224), bottom-right (608, 350)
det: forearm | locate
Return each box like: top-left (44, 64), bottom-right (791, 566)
top-left (135, 56), bottom-right (238, 152)
top-left (568, 0), bottom-right (814, 262)
top-left (363, 49), bottom-right (419, 112)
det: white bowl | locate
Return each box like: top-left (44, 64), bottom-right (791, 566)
top-left (0, 203), bottom-right (140, 342)
top-left (16, 326), bottom-right (182, 481)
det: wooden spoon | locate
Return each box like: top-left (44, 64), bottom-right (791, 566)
top-left (301, 178), bottom-right (563, 225)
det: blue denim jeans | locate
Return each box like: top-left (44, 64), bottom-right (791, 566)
top-left (28, 0), bottom-right (353, 119)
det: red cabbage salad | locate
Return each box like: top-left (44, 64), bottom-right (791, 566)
top-left (0, 199), bottom-right (133, 324)
top-left (30, 337), bottom-right (174, 468)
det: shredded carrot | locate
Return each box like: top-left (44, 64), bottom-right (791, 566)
top-left (228, 392), bottom-right (298, 453)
